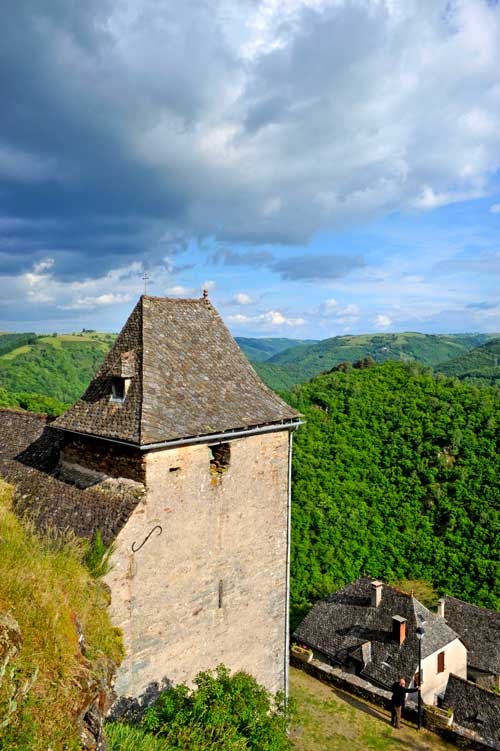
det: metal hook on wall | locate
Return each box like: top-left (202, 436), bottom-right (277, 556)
top-left (131, 524), bottom-right (162, 553)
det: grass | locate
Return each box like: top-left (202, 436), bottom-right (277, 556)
top-left (289, 667), bottom-right (456, 751)
top-left (0, 479), bottom-right (124, 750)
top-left (0, 345), bottom-right (31, 361)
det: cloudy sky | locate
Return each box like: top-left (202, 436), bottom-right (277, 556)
top-left (1, 0), bottom-right (499, 338)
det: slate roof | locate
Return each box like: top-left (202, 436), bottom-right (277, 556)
top-left (442, 595), bottom-right (500, 676)
top-left (53, 295), bottom-right (300, 446)
top-left (293, 577), bottom-right (459, 689)
top-left (0, 409), bottom-right (140, 542)
top-left (443, 674), bottom-right (500, 748)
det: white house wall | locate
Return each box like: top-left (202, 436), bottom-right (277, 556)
top-left (419, 638), bottom-right (467, 704)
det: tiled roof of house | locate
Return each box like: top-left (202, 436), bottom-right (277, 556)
top-left (53, 295), bottom-right (300, 446)
top-left (0, 409), bottom-right (139, 542)
top-left (442, 595), bottom-right (500, 676)
top-left (293, 577), bottom-right (459, 689)
top-left (443, 674), bottom-right (500, 747)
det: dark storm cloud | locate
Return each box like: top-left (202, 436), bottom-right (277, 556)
top-left (212, 246), bottom-right (364, 281)
top-left (272, 254), bottom-right (365, 281)
top-left (1, 0), bottom-right (500, 285)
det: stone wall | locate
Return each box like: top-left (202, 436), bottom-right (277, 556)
top-left (60, 434), bottom-right (145, 484)
top-left (105, 429), bottom-right (291, 706)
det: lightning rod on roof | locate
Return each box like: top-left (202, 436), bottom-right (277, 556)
top-left (143, 271), bottom-right (149, 295)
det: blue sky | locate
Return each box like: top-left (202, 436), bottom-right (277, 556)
top-left (1, 0), bottom-right (499, 338)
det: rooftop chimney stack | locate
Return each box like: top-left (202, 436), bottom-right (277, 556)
top-left (392, 615), bottom-right (407, 644)
top-left (371, 580), bottom-right (383, 608)
top-left (437, 598), bottom-right (445, 618)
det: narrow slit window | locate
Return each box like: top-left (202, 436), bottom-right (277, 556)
top-left (169, 466), bottom-right (181, 473)
top-left (209, 443), bottom-right (230, 476)
top-left (218, 579), bottom-right (224, 608)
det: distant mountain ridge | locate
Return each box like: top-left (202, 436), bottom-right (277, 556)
top-left (253, 332), bottom-right (497, 390)
top-left (436, 337), bottom-right (500, 387)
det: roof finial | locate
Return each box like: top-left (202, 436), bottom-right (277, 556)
top-left (202, 288), bottom-right (209, 301)
top-left (143, 271), bottom-right (149, 295)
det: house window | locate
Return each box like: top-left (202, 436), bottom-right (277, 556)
top-left (209, 443), bottom-right (230, 476)
top-left (437, 651), bottom-right (445, 673)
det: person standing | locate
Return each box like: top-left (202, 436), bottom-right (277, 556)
top-left (390, 677), bottom-right (419, 728)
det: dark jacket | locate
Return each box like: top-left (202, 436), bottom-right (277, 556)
top-left (391, 682), bottom-right (418, 708)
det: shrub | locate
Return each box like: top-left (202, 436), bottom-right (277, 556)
top-left (108, 665), bottom-right (294, 751)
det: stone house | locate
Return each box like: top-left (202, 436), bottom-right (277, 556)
top-left (293, 578), bottom-right (467, 704)
top-left (437, 595), bottom-right (500, 690)
top-left (48, 294), bottom-right (302, 706)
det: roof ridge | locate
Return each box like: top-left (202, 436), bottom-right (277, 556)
top-left (141, 295), bottom-right (205, 303)
top-left (448, 673), bottom-right (500, 696)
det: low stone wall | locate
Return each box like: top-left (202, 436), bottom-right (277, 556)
top-left (290, 656), bottom-right (498, 750)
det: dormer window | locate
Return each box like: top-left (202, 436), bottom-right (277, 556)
top-left (110, 351), bottom-right (136, 403)
top-left (110, 377), bottom-right (131, 403)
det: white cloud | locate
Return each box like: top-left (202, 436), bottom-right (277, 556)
top-left (374, 314), bottom-right (392, 329)
top-left (202, 279), bottom-right (216, 291)
top-left (233, 292), bottom-right (254, 305)
top-left (33, 257), bottom-right (55, 274)
top-left (228, 309), bottom-right (305, 328)
top-left (412, 187), bottom-right (485, 211)
top-left (490, 203), bottom-right (500, 214)
top-left (165, 285), bottom-right (195, 297)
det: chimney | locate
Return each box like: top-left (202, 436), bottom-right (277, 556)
top-left (437, 598), bottom-right (445, 618)
top-left (392, 615), bottom-right (407, 644)
top-left (371, 580), bottom-right (383, 608)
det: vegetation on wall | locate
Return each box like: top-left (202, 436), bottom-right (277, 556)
top-left (286, 361), bottom-right (500, 629)
top-left (0, 479), bottom-right (123, 751)
top-left (107, 665), bottom-right (293, 751)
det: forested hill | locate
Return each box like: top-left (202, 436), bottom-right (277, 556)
top-left (285, 361), bottom-right (500, 629)
top-left (234, 336), bottom-right (318, 362)
top-left (436, 338), bottom-right (500, 387)
top-left (257, 332), bottom-right (494, 391)
top-left (0, 332), bottom-right (115, 414)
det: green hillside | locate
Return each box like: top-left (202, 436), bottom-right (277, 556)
top-left (285, 361), bottom-right (500, 629)
top-left (436, 337), bottom-right (500, 386)
top-left (235, 337), bottom-right (318, 362)
top-left (265, 332), bottom-right (493, 387)
top-left (0, 332), bottom-right (115, 406)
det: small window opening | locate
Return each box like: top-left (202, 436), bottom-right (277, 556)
top-left (437, 651), bottom-right (445, 673)
top-left (169, 466), bottom-right (181, 473)
top-left (110, 376), bottom-right (131, 404)
top-left (209, 443), bottom-right (230, 476)
top-left (218, 579), bottom-right (224, 608)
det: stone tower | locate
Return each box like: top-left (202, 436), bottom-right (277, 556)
top-left (53, 295), bottom-right (301, 704)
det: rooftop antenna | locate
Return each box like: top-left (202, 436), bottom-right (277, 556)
top-left (143, 271), bottom-right (149, 295)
